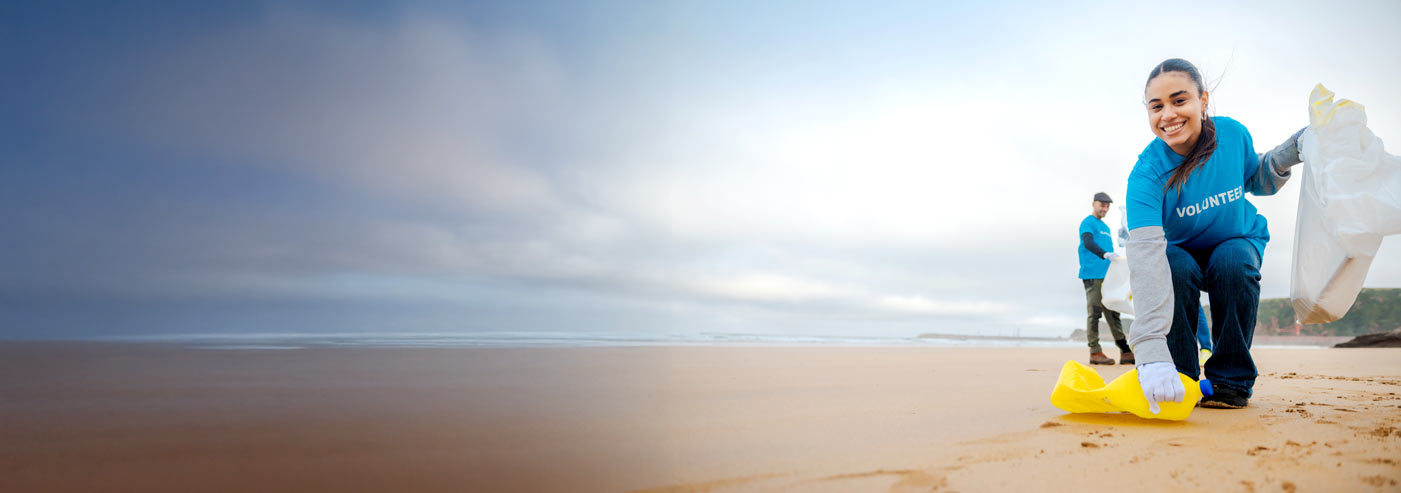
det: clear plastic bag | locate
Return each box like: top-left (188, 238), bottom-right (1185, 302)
top-left (1290, 84), bottom-right (1401, 323)
top-left (1101, 257), bottom-right (1133, 315)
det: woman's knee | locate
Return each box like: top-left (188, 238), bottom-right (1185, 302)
top-left (1208, 240), bottom-right (1262, 287)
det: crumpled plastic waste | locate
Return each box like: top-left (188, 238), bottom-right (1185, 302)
top-left (1291, 84), bottom-right (1401, 324)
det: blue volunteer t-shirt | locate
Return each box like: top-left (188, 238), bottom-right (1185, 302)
top-left (1078, 215), bottom-right (1114, 279)
top-left (1126, 116), bottom-right (1269, 256)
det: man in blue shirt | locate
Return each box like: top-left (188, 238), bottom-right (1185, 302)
top-left (1079, 192), bottom-right (1134, 365)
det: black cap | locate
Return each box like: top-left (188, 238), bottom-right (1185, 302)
top-left (1093, 192), bottom-right (1113, 203)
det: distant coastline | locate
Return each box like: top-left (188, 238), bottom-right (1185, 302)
top-left (1258, 288), bottom-right (1401, 337)
top-left (917, 332), bottom-right (1349, 347)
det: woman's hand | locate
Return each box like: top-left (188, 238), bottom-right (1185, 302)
top-left (1137, 361), bottom-right (1184, 414)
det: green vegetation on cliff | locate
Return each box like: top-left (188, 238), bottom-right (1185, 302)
top-left (1256, 288), bottom-right (1401, 336)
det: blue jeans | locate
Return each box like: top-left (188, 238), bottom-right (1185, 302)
top-left (1196, 307), bottom-right (1212, 351)
top-left (1166, 238), bottom-right (1260, 395)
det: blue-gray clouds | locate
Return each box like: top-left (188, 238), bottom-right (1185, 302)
top-left (4, 1), bottom-right (1400, 339)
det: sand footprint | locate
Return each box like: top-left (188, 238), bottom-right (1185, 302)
top-left (1366, 426), bottom-right (1397, 438)
top-left (1361, 475), bottom-right (1399, 488)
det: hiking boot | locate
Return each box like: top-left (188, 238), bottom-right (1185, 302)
top-left (1200, 385), bottom-right (1249, 409)
top-left (1118, 350), bottom-right (1135, 365)
top-left (1089, 352), bottom-right (1115, 365)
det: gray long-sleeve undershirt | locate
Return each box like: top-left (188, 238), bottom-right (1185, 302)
top-left (1252, 129), bottom-right (1303, 196)
top-left (1081, 232), bottom-right (1108, 257)
top-left (1126, 226), bottom-right (1175, 364)
top-left (1126, 131), bottom-right (1301, 364)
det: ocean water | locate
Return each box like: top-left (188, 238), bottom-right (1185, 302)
top-left (86, 332), bottom-right (1339, 350)
top-left (91, 331), bottom-right (1088, 350)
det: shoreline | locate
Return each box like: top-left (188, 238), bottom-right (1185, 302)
top-left (0, 332), bottom-right (1359, 350)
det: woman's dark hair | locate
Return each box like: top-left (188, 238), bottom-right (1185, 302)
top-left (1147, 58), bottom-right (1216, 192)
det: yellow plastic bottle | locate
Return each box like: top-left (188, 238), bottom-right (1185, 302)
top-left (1049, 360), bottom-right (1212, 421)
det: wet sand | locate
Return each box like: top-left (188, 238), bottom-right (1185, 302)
top-left (1, 343), bottom-right (1398, 492)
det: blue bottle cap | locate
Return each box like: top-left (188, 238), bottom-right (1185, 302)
top-left (1199, 378), bottom-right (1213, 396)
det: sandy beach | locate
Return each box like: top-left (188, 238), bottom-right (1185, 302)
top-left (2, 343), bottom-right (1398, 492)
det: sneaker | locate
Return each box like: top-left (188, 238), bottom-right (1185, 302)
top-left (1200, 385), bottom-right (1249, 409)
top-left (1119, 350), bottom-right (1135, 365)
top-left (1199, 349), bottom-right (1212, 364)
top-left (1089, 352), bottom-right (1115, 365)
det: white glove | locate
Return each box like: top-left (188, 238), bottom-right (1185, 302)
top-left (1137, 361), bottom-right (1184, 415)
top-left (1103, 251), bottom-right (1123, 261)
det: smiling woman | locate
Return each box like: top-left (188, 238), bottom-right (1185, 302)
top-left (1143, 58), bottom-right (1217, 191)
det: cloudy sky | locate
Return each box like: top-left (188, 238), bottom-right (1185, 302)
top-left (4, 0), bottom-right (1400, 339)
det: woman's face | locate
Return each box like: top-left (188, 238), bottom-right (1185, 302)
top-left (1145, 72), bottom-right (1208, 155)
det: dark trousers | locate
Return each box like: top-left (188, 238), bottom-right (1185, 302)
top-left (1082, 278), bottom-right (1127, 354)
top-left (1166, 238), bottom-right (1261, 395)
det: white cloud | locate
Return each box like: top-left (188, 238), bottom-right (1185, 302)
top-left (689, 273), bottom-right (849, 303)
top-left (1021, 314), bottom-right (1085, 330)
top-left (877, 295), bottom-right (1007, 316)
